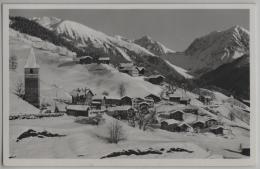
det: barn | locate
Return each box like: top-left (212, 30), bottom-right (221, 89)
top-left (66, 105), bottom-right (90, 117)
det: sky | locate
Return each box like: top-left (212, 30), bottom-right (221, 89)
top-left (10, 9), bottom-right (249, 51)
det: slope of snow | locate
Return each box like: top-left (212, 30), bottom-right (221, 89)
top-left (115, 47), bottom-right (132, 61)
top-left (10, 93), bottom-right (40, 116)
top-left (165, 60), bottom-right (194, 79)
top-left (9, 35), bottom-right (162, 109)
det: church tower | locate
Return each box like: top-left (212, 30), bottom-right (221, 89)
top-left (24, 48), bottom-right (40, 108)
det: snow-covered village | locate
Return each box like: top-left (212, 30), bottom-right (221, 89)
top-left (8, 10), bottom-right (250, 160)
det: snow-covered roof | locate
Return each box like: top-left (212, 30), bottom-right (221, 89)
top-left (136, 66), bottom-right (145, 70)
top-left (147, 74), bottom-right (165, 79)
top-left (161, 119), bottom-right (180, 125)
top-left (91, 101), bottom-right (101, 104)
top-left (67, 105), bottom-right (90, 111)
top-left (119, 62), bottom-right (134, 68)
top-left (70, 88), bottom-right (94, 97)
top-left (79, 56), bottom-right (93, 59)
top-left (98, 57), bottom-right (110, 61)
top-left (169, 110), bottom-right (185, 114)
top-left (209, 125), bottom-right (224, 130)
top-left (178, 122), bottom-right (192, 128)
top-left (107, 105), bottom-right (132, 111)
top-left (24, 48), bottom-right (39, 68)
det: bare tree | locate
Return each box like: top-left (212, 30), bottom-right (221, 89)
top-left (9, 54), bottom-right (18, 71)
top-left (108, 120), bottom-right (124, 144)
top-left (118, 83), bottom-right (126, 97)
top-left (14, 80), bottom-right (24, 99)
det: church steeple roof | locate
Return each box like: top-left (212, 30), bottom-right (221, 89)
top-left (24, 48), bottom-right (39, 68)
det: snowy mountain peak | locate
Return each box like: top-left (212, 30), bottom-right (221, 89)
top-left (134, 35), bottom-right (175, 56)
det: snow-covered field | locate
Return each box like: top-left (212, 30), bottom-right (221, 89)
top-left (9, 113), bottom-right (248, 159)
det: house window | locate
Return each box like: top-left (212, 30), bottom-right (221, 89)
top-left (30, 69), bottom-right (33, 74)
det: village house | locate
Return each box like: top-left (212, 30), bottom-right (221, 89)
top-left (98, 57), bottom-right (110, 64)
top-left (91, 100), bottom-right (102, 110)
top-left (66, 105), bottom-right (90, 117)
top-left (169, 110), bottom-right (185, 121)
top-left (132, 97), bottom-right (155, 109)
top-left (199, 95), bottom-right (212, 105)
top-left (78, 56), bottom-right (93, 64)
top-left (160, 119), bottom-right (193, 132)
top-left (144, 75), bottom-right (165, 85)
top-left (169, 93), bottom-right (182, 102)
top-left (119, 63), bottom-right (139, 77)
top-left (160, 119), bottom-right (179, 131)
top-left (103, 96), bottom-right (121, 107)
top-left (70, 88), bottom-right (94, 105)
top-left (191, 120), bottom-right (205, 131)
top-left (145, 94), bottom-right (161, 103)
top-left (120, 96), bottom-right (132, 106)
top-left (178, 122), bottom-right (193, 132)
top-left (180, 97), bottom-right (191, 105)
top-left (205, 118), bottom-right (218, 128)
top-left (107, 105), bottom-right (133, 120)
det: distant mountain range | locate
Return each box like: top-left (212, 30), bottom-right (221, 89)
top-left (9, 16), bottom-right (250, 99)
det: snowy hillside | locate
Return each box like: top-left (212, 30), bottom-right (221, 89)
top-left (164, 25), bottom-right (249, 75)
top-left (9, 30), bottom-right (162, 107)
top-left (134, 35), bottom-right (175, 56)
